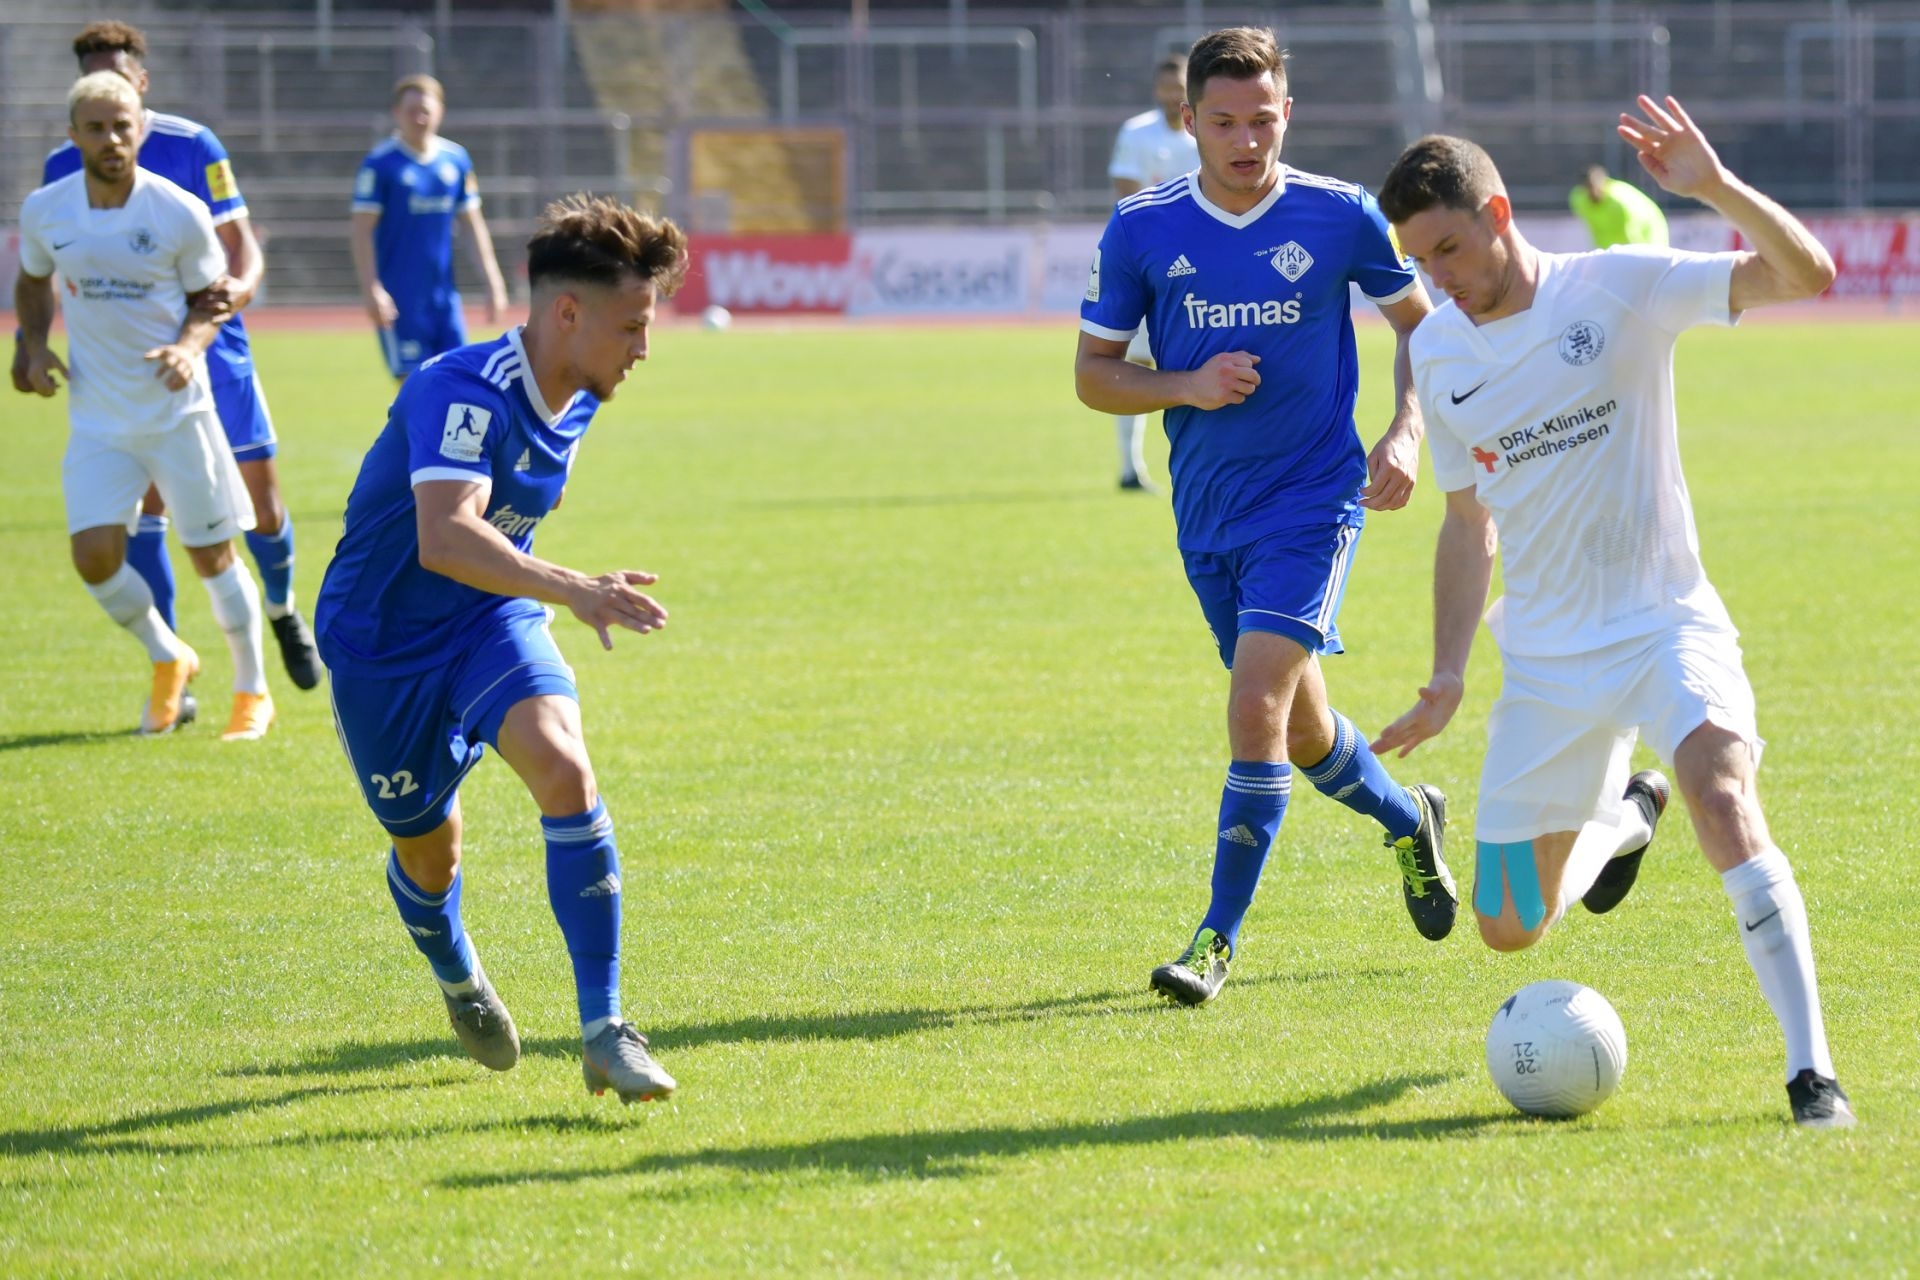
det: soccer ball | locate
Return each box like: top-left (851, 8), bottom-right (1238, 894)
top-left (700, 304), bottom-right (733, 331)
top-left (1485, 980), bottom-right (1627, 1118)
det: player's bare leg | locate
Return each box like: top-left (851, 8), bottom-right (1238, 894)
top-left (70, 523), bottom-right (198, 734)
top-left (181, 539), bottom-right (272, 740)
top-left (393, 804), bottom-right (522, 1071)
top-left (1673, 723), bottom-right (1851, 1127)
top-left (496, 696), bottom-right (675, 1102)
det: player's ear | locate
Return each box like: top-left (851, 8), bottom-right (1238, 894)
top-left (1485, 194), bottom-right (1513, 235)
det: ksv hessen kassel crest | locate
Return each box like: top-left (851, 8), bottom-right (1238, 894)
top-left (1558, 320), bottom-right (1606, 365)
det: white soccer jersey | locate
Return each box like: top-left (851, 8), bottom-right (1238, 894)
top-left (18, 168), bottom-right (225, 440)
top-left (1413, 247), bottom-right (1744, 657)
top-left (1108, 109), bottom-right (1198, 188)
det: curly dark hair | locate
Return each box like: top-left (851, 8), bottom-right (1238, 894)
top-left (73, 21), bottom-right (147, 64)
top-left (527, 194), bottom-right (688, 296)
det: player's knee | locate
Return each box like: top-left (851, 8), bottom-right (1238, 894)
top-left (185, 540), bottom-right (236, 577)
top-left (69, 538), bottom-right (121, 584)
top-left (1477, 911), bottom-right (1542, 953)
top-left (1227, 686), bottom-right (1286, 736)
top-left (524, 748), bottom-right (598, 816)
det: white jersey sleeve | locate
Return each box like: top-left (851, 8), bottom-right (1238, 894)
top-left (1592, 245), bottom-right (1738, 334)
top-left (18, 195), bottom-right (53, 277)
top-left (172, 192), bottom-right (227, 294)
top-left (1108, 112), bottom-right (1152, 183)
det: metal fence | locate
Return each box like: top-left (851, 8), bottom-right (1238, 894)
top-left (4, 3), bottom-right (1916, 301)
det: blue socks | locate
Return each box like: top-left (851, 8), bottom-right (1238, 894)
top-left (386, 851), bottom-right (477, 989)
top-left (1300, 711), bottom-right (1420, 840)
top-left (126, 514), bottom-right (177, 631)
top-left (1198, 762), bottom-right (1291, 952)
top-left (544, 800), bottom-right (622, 1033)
top-left (244, 517), bottom-right (296, 612)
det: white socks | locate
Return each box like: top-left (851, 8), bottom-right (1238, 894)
top-left (86, 565), bottom-right (185, 663)
top-left (1723, 848), bottom-right (1835, 1080)
top-left (1116, 414), bottom-right (1148, 482)
top-left (201, 561), bottom-right (268, 695)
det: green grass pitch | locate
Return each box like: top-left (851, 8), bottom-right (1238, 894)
top-left (2, 318), bottom-right (1916, 1275)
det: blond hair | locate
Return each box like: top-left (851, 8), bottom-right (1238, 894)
top-left (392, 74), bottom-right (445, 106)
top-left (67, 70), bottom-right (141, 123)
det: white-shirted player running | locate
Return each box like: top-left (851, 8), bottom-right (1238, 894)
top-left (1103, 51), bottom-right (1199, 493)
top-left (1374, 96), bottom-right (1853, 1128)
top-left (14, 73), bottom-right (272, 739)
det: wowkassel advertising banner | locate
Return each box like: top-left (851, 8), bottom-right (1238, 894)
top-left (675, 215), bottom-right (1920, 319)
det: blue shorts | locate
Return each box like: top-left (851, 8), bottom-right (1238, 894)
top-left (379, 302), bottom-right (467, 378)
top-left (211, 372), bottom-right (278, 459)
top-left (1182, 521), bottom-right (1363, 668)
top-left (327, 609), bottom-right (576, 838)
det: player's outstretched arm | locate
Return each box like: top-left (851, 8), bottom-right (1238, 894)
top-left (213, 218), bottom-right (267, 313)
top-left (1360, 289), bottom-right (1434, 512)
top-left (12, 272), bottom-right (67, 397)
top-left (349, 211), bottom-right (397, 328)
top-left (460, 206), bottom-right (511, 323)
top-left (1372, 486), bottom-right (1497, 758)
top-left (415, 479), bottom-right (666, 650)
top-left (1075, 331), bottom-right (1260, 414)
top-left (1618, 95), bottom-right (1835, 311)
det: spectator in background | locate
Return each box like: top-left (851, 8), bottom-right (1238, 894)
top-left (1570, 163), bottom-right (1669, 247)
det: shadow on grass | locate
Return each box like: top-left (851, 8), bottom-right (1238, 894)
top-left (0, 1082), bottom-right (407, 1159)
top-left (442, 1072), bottom-right (1491, 1191)
top-left (743, 488), bottom-right (1111, 513)
top-left (0, 728), bottom-right (134, 752)
top-left (224, 967), bottom-right (1420, 1079)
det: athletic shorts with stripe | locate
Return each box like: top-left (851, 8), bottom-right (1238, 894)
top-left (328, 608), bottom-right (577, 838)
top-left (212, 372), bottom-right (279, 458)
top-left (1181, 520), bottom-right (1363, 667)
top-left (378, 301), bottom-right (468, 379)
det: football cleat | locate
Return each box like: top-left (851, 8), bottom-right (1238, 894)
top-left (139, 647), bottom-right (201, 736)
top-left (1583, 770), bottom-right (1670, 914)
top-left (270, 609), bottom-right (323, 691)
top-left (1149, 927), bottom-right (1231, 1006)
top-left (1118, 474), bottom-right (1160, 494)
top-left (221, 690), bottom-right (276, 741)
top-left (582, 1022), bottom-right (676, 1103)
top-left (1787, 1069), bottom-right (1857, 1129)
top-left (1388, 784), bottom-right (1456, 941)
top-left (441, 975), bottom-right (521, 1072)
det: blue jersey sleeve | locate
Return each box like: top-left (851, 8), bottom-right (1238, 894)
top-left (191, 129), bottom-right (247, 224)
top-left (402, 371), bottom-right (509, 488)
top-left (42, 145), bottom-right (77, 186)
top-left (1079, 211), bottom-right (1149, 341)
top-left (1349, 188), bottom-right (1419, 304)
top-left (351, 153), bottom-right (384, 214)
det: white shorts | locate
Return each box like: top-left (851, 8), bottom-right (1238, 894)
top-left (1476, 625), bottom-right (1761, 843)
top-left (63, 412), bottom-right (256, 547)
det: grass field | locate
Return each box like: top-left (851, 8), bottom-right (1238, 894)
top-left (2, 319), bottom-right (1916, 1276)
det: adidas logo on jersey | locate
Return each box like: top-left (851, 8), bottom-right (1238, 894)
top-left (513, 448), bottom-right (531, 472)
top-left (580, 873), bottom-right (622, 898)
top-left (1182, 292), bottom-right (1303, 329)
top-left (1167, 254), bottom-right (1198, 278)
top-left (1219, 824), bottom-right (1261, 847)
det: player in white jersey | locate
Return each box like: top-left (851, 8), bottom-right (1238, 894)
top-left (1375, 96), bottom-right (1853, 1127)
top-left (13, 73), bottom-right (272, 740)
top-left (1102, 52), bottom-right (1199, 492)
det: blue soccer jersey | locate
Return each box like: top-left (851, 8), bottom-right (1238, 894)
top-left (1080, 167), bottom-right (1418, 552)
top-left (315, 328), bottom-right (597, 675)
top-left (350, 135), bottom-right (480, 317)
top-left (44, 110), bottom-right (253, 386)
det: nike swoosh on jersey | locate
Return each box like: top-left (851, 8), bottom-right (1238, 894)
top-left (52, 240), bottom-right (76, 249)
top-left (1450, 381), bottom-right (1489, 405)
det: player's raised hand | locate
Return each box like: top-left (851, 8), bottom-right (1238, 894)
top-left (1185, 351), bottom-right (1261, 410)
top-left (20, 345), bottom-right (68, 397)
top-left (1361, 419), bottom-right (1420, 511)
top-left (570, 569), bottom-right (668, 650)
top-left (1618, 95), bottom-right (1728, 201)
top-left (1370, 672), bottom-right (1465, 758)
top-left (144, 343), bottom-right (198, 391)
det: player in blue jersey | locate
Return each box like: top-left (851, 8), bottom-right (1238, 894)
top-left (10, 22), bottom-right (323, 715)
top-left (317, 195), bottom-right (686, 1101)
top-left (349, 75), bottom-right (510, 381)
top-left (1074, 27), bottom-right (1455, 1006)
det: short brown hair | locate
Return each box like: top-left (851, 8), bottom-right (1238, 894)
top-left (1379, 135), bottom-right (1504, 225)
top-left (1154, 52), bottom-right (1187, 79)
top-left (392, 74), bottom-right (445, 106)
top-left (527, 194), bottom-right (688, 296)
top-left (1186, 27), bottom-right (1288, 105)
top-left (73, 21), bottom-right (147, 64)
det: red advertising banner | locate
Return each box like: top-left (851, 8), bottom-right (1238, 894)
top-left (679, 233), bottom-right (854, 315)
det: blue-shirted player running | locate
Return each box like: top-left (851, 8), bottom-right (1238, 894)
top-left (12, 21), bottom-right (323, 711)
top-left (316, 195), bottom-right (685, 1101)
top-left (349, 74), bottom-right (509, 381)
top-left (1074, 27), bottom-right (1456, 1005)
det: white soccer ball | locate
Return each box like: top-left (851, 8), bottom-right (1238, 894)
top-left (700, 304), bottom-right (733, 331)
top-left (1485, 980), bottom-right (1628, 1118)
